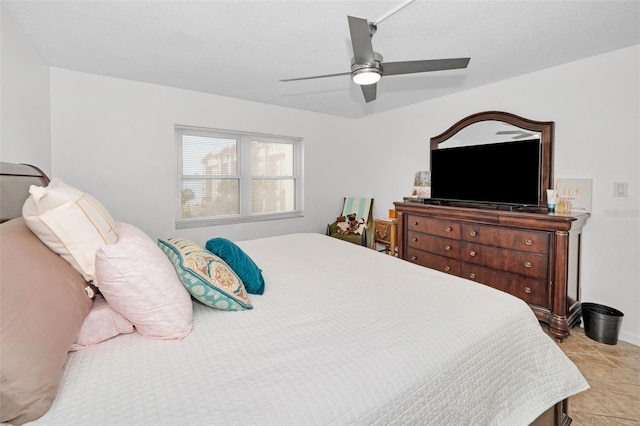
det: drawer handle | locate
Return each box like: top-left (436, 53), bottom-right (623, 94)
top-left (410, 256), bottom-right (417, 261)
top-left (445, 226), bottom-right (452, 232)
top-left (445, 245), bottom-right (451, 251)
top-left (413, 221), bottom-right (419, 226)
top-left (525, 239), bottom-right (533, 246)
top-left (444, 266), bottom-right (451, 272)
top-left (469, 230), bottom-right (477, 237)
top-left (469, 272), bottom-right (476, 279)
top-left (411, 237), bottom-right (418, 242)
top-left (469, 250), bottom-right (476, 257)
top-left (524, 261), bottom-right (532, 268)
top-left (524, 287), bottom-right (532, 294)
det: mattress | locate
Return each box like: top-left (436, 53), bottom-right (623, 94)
top-left (32, 233), bottom-right (588, 425)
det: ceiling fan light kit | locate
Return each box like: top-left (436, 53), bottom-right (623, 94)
top-left (351, 52), bottom-right (383, 85)
top-left (352, 69), bottom-right (381, 85)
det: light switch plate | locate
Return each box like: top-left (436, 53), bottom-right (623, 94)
top-left (614, 182), bottom-right (628, 197)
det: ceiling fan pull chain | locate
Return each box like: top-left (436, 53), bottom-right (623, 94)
top-left (373, 0), bottom-right (417, 26)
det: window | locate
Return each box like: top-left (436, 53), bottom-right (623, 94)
top-left (176, 125), bottom-right (303, 228)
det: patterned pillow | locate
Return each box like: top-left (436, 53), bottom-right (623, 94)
top-left (158, 237), bottom-right (252, 311)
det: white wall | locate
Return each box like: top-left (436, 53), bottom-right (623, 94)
top-left (0, 9), bottom-right (51, 173)
top-left (49, 68), bottom-right (358, 243)
top-left (358, 45), bottom-right (640, 345)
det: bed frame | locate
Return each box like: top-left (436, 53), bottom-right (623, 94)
top-left (0, 162), bottom-right (49, 223)
top-left (0, 162), bottom-right (573, 426)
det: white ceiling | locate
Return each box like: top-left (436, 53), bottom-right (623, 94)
top-left (3, 0), bottom-right (639, 118)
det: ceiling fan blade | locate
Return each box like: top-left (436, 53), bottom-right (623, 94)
top-left (348, 16), bottom-right (375, 65)
top-left (280, 71), bottom-right (351, 82)
top-left (360, 83), bottom-right (377, 103)
top-left (496, 130), bottom-right (535, 139)
top-left (382, 58), bottom-right (470, 76)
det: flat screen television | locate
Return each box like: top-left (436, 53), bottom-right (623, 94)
top-left (430, 138), bottom-right (541, 208)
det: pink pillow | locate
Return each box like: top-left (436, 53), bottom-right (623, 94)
top-left (71, 295), bottom-right (134, 351)
top-left (95, 222), bottom-right (193, 340)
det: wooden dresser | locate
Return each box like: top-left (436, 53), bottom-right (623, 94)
top-left (394, 201), bottom-right (589, 341)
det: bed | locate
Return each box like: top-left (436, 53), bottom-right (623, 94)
top-left (0, 162), bottom-right (588, 425)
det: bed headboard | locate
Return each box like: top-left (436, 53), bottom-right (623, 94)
top-left (0, 162), bottom-right (50, 223)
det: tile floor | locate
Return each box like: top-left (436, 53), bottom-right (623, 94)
top-left (549, 326), bottom-right (640, 425)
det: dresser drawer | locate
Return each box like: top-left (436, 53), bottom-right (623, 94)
top-left (407, 231), bottom-right (460, 259)
top-left (407, 215), bottom-right (461, 239)
top-left (461, 223), bottom-right (549, 254)
top-left (460, 263), bottom-right (508, 292)
top-left (507, 278), bottom-right (549, 307)
top-left (461, 263), bottom-right (548, 307)
top-left (461, 242), bottom-right (548, 279)
top-left (406, 247), bottom-right (461, 275)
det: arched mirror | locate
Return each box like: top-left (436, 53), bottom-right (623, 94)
top-left (430, 111), bottom-right (554, 209)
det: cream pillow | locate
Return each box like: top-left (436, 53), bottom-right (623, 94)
top-left (22, 178), bottom-right (118, 283)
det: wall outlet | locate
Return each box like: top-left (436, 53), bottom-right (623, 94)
top-left (614, 182), bottom-right (628, 197)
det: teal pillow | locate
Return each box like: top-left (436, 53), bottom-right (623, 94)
top-left (205, 238), bottom-right (265, 295)
top-left (158, 237), bottom-right (252, 311)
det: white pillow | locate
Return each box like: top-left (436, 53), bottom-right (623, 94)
top-left (95, 222), bottom-right (193, 340)
top-left (22, 178), bottom-right (118, 283)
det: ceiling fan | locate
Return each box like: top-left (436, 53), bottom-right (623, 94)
top-left (280, 1), bottom-right (470, 103)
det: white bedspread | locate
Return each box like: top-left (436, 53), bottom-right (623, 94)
top-left (33, 233), bottom-right (588, 425)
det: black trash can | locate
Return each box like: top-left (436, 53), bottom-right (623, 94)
top-left (582, 302), bottom-right (624, 345)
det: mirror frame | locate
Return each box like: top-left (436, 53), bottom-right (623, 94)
top-left (430, 111), bottom-right (554, 208)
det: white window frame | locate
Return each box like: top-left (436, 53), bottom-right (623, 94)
top-left (176, 125), bottom-right (304, 229)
